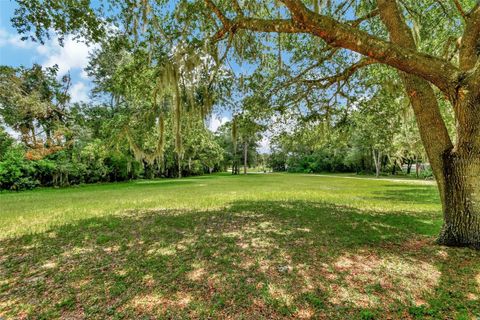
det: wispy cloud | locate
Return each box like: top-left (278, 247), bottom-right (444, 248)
top-left (1, 26), bottom-right (98, 103)
top-left (70, 82), bottom-right (90, 103)
top-left (208, 115), bottom-right (230, 132)
top-left (258, 135), bottom-right (271, 154)
top-left (37, 35), bottom-right (98, 79)
top-left (0, 28), bottom-right (34, 49)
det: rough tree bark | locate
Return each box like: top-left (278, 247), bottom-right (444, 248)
top-left (377, 0), bottom-right (480, 248)
top-left (440, 153), bottom-right (480, 246)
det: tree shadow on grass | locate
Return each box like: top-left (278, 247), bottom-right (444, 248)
top-left (0, 200), bottom-right (479, 319)
top-left (371, 184), bottom-right (440, 205)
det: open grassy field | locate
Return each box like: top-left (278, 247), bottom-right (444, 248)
top-left (0, 173), bottom-right (479, 319)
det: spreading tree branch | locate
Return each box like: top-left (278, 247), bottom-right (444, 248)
top-left (204, 0), bottom-right (460, 95)
top-left (301, 58), bottom-right (375, 88)
top-left (459, 3), bottom-right (480, 71)
top-left (278, 0), bottom-right (458, 94)
top-left (349, 9), bottom-right (379, 27)
top-left (232, 0), bottom-right (243, 17)
top-left (452, 0), bottom-right (467, 18)
top-left (377, 0), bottom-right (454, 187)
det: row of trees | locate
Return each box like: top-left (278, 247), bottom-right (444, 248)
top-left (267, 71), bottom-right (454, 178)
top-left (0, 56), bottom-right (267, 190)
top-left (0, 64), bottom-right (232, 190)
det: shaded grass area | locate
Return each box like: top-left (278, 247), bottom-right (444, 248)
top-left (0, 174), bottom-right (479, 319)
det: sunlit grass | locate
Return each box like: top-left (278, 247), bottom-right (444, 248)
top-left (0, 173), bottom-right (439, 239)
top-left (0, 173), bottom-right (478, 319)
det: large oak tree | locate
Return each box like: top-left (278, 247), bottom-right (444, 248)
top-left (12, 0), bottom-right (480, 248)
top-left (201, 0), bottom-right (480, 248)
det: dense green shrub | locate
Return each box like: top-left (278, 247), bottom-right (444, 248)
top-left (32, 159), bottom-right (57, 186)
top-left (282, 148), bottom-right (353, 174)
top-left (267, 152), bottom-right (287, 172)
top-left (0, 147), bottom-right (39, 190)
top-left (418, 167), bottom-right (434, 179)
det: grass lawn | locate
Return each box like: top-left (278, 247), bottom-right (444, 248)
top-left (0, 173), bottom-right (479, 319)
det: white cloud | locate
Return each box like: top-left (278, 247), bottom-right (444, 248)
top-left (1, 28), bottom-right (97, 103)
top-left (0, 28), bottom-right (34, 49)
top-left (258, 135), bottom-right (271, 154)
top-left (208, 115), bottom-right (229, 132)
top-left (70, 82), bottom-right (89, 103)
top-left (35, 45), bottom-right (49, 55)
top-left (38, 35), bottom-right (98, 78)
top-left (35, 35), bottom-right (98, 102)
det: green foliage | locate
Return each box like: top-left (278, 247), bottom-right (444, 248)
top-left (32, 158), bottom-right (57, 185)
top-left (215, 118), bottom-right (263, 174)
top-left (0, 145), bottom-right (38, 190)
top-left (3, 0), bottom-right (461, 187)
top-left (268, 80), bottom-right (432, 177)
top-left (285, 144), bottom-right (351, 173)
top-left (359, 309), bottom-right (377, 320)
top-left (0, 127), bottom-right (14, 160)
top-left (418, 167), bottom-right (434, 180)
top-left (12, 0), bottom-right (105, 44)
top-left (0, 64), bottom-right (71, 153)
top-left (267, 150), bottom-right (288, 172)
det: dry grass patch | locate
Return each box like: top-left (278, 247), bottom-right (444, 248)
top-left (329, 252), bottom-right (441, 308)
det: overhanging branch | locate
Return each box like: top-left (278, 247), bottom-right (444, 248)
top-left (204, 0), bottom-right (460, 95)
top-left (301, 58), bottom-right (376, 89)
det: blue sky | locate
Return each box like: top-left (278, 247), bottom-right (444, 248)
top-left (0, 0), bottom-right (98, 103)
top-left (0, 0), bottom-right (229, 124)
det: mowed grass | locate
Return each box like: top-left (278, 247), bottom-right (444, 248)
top-left (0, 173), bottom-right (479, 319)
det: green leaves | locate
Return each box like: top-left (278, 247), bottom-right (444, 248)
top-left (12, 0), bottom-right (105, 45)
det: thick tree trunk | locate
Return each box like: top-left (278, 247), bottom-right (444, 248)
top-left (381, 155), bottom-right (388, 171)
top-left (375, 0), bottom-right (480, 249)
top-left (438, 153), bottom-right (480, 248)
top-left (205, 0), bottom-right (480, 248)
top-left (391, 159), bottom-right (397, 175)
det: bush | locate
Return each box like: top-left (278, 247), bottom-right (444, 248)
top-left (33, 159), bottom-right (57, 186)
top-left (0, 146), bottom-right (39, 190)
top-left (268, 152), bottom-right (287, 172)
top-left (419, 167), bottom-right (434, 179)
top-left (284, 148), bottom-right (353, 174)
